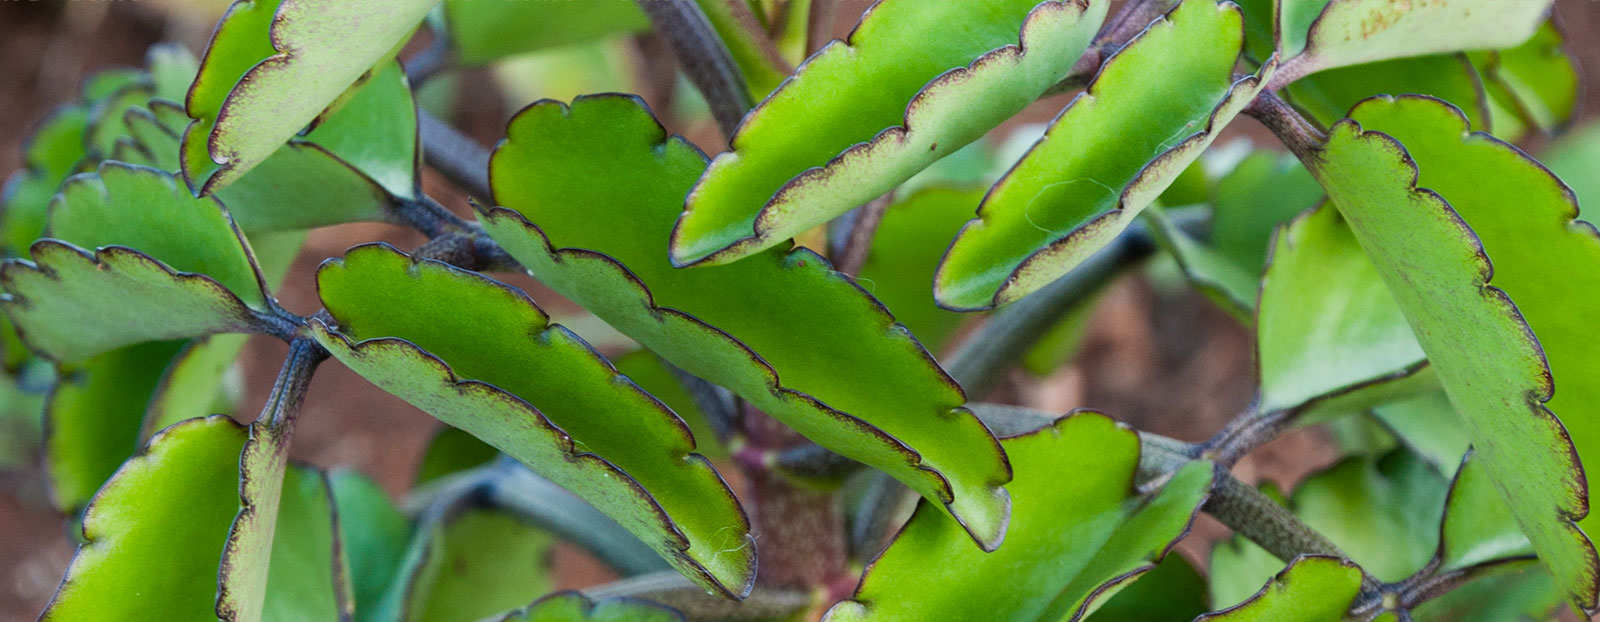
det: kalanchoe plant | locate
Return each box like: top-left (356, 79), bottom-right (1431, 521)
top-left (1, 0), bottom-right (1598, 620)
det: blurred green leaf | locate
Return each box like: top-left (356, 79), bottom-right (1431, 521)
top-left (414, 425), bottom-right (499, 486)
top-left (672, 0), bottom-right (1106, 266)
top-left (381, 506), bottom-right (556, 622)
top-left (482, 95), bottom-right (1010, 549)
top-left (1470, 22), bottom-right (1578, 134)
top-left (330, 469), bottom-right (412, 622)
top-left (857, 187), bottom-right (985, 352)
top-left (442, 0), bottom-right (648, 66)
top-left (1082, 551), bottom-right (1208, 622)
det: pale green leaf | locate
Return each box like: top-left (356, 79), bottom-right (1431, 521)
top-left (482, 95), bottom-right (1010, 549)
top-left (1309, 95), bottom-right (1599, 609)
top-left (183, 0), bottom-right (436, 193)
top-left (1275, 0), bottom-right (1551, 80)
top-left (1, 164), bottom-right (271, 362)
top-left (671, 0), bottom-right (1107, 266)
top-left (936, 0), bottom-right (1268, 310)
top-left (1469, 22), bottom-right (1578, 134)
top-left (329, 469), bottom-right (411, 622)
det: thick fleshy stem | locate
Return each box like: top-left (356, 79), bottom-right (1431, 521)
top-left (635, 0), bottom-right (753, 138)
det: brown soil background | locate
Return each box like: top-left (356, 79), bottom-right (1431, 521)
top-left (1, 1), bottom-right (1598, 619)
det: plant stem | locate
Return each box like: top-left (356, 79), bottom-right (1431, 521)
top-left (1201, 407), bottom-right (1294, 468)
top-left (1096, 0), bottom-right (1175, 47)
top-left (1205, 467), bottom-right (1351, 564)
top-left (827, 191), bottom-right (894, 277)
top-left (418, 110), bottom-right (493, 200)
top-left (635, 0), bottom-right (753, 139)
top-left (412, 229), bottom-right (521, 273)
top-left (806, 0), bottom-right (837, 55)
top-left (739, 406), bottom-right (850, 590)
top-left (1245, 91), bottom-right (1327, 161)
top-left (402, 36), bottom-right (454, 87)
top-left (395, 194), bottom-right (473, 238)
top-left (584, 571), bottom-right (812, 619)
top-left (257, 338), bottom-right (328, 431)
top-left (1396, 556), bottom-right (1538, 610)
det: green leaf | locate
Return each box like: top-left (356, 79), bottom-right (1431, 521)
top-left (414, 425), bottom-right (499, 485)
top-left (1439, 453), bottom-right (1534, 571)
top-left (822, 413), bottom-right (1213, 622)
top-left (495, 591), bottom-right (683, 622)
top-left (1, 164), bottom-right (271, 363)
top-left (442, 0), bottom-right (649, 66)
top-left (1541, 121), bottom-right (1600, 212)
top-left (670, 0), bottom-right (1107, 266)
top-left (1208, 152), bottom-right (1322, 275)
top-left (1198, 556), bottom-right (1363, 621)
top-left (1, 105), bottom-right (89, 255)
top-left (936, 0), bottom-right (1268, 310)
top-left (1286, 54), bottom-right (1492, 133)
top-left (482, 94), bottom-right (1011, 549)
top-left (1308, 95), bottom-right (1599, 609)
top-left (1144, 204), bottom-right (1259, 317)
top-left (1083, 553), bottom-right (1209, 622)
top-left (141, 334), bottom-right (251, 436)
top-left (183, 0), bottom-right (436, 193)
top-left (1255, 203), bottom-right (1426, 415)
top-left (856, 186), bottom-right (986, 352)
top-left (131, 60), bottom-right (415, 231)
top-left (1370, 391), bottom-right (1471, 475)
top-left (329, 469), bottom-right (411, 622)
top-left (44, 340), bottom-right (188, 511)
top-left (613, 351), bottom-right (727, 461)
top-left (381, 505), bottom-right (556, 622)
top-left (257, 465), bottom-right (350, 622)
top-left (1275, 0), bottom-right (1552, 80)
top-left (311, 244), bottom-right (754, 597)
top-left (1293, 452), bottom-right (1448, 582)
top-left (40, 415), bottom-right (248, 621)
top-left (1469, 21), bottom-right (1578, 134)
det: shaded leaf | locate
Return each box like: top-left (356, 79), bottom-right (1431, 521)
top-left (257, 465), bottom-right (349, 622)
top-left (380, 504), bottom-right (556, 622)
top-left (671, 0), bottom-right (1107, 266)
top-left (1293, 452), bottom-right (1447, 582)
top-left (442, 0), bottom-right (649, 66)
top-left (1541, 120), bottom-right (1600, 210)
top-left (1308, 95), bottom-right (1599, 609)
top-left (0, 106), bottom-right (89, 255)
top-left (44, 340), bottom-right (187, 511)
top-left (183, 0), bottom-right (435, 193)
top-left (1286, 54), bottom-right (1492, 133)
top-left (140, 334), bottom-right (250, 437)
top-left (414, 425), bottom-right (499, 486)
top-left (856, 186), bottom-right (985, 352)
top-left (312, 244), bottom-right (753, 597)
top-left (1083, 551), bottom-right (1209, 622)
top-left (1469, 21), bottom-right (1578, 134)
top-left (496, 591), bottom-right (683, 622)
top-left (329, 469), bottom-right (411, 622)
top-left (936, 0), bottom-right (1268, 310)
top-left (1275, 0), bottom-right (1551, 80)
top-left (482, 94), bottom-right (1010, 549)
top-left (1255, 204), bottom-right (1425, 415)
top-left (1198, 556), bottom-right (1363, 621)
top-left (1370, 391), bottom-right (1470, 476)
top-left (1, 164), bottom-right (271, 362)
top-left (823, 413), bottom-right (1213, 622)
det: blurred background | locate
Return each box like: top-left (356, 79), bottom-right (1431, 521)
top-left (0, 1), bottom-right (1597, 619)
